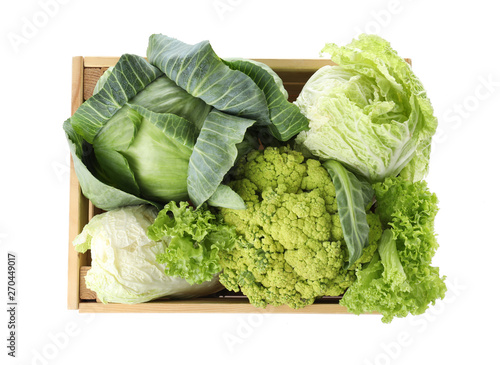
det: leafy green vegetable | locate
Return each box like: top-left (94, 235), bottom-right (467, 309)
top-left (66, 54), bottom-right (211, 209)
top-left (73, 205), bottom-right (223, 304)
top-left (65, 36), bottom-right (307, 210)
top-left (218, 147), bottom-right (383, 309)
top-left (93, 105), bottom-right (197, 202)
top-left (223, 58), bottom-right (309, 141)
top-left (378, 230), bottom-right (409, 291)
top-left (147, 201), bottom-right (237, 284)
top-left (93, 66), bottom-right (113, 94)
top-left (187, 110), bottom-right (255, 207)
top-left (66, 54), bottom-right (254, 210)
top-left (340, 176), bottom-right (447, 323)
top-left (295, 34), bottom-right (437, 182)
top-left (147, 34), bottom-right (270, 125)
top-left (207, 184), bottom-right (246, 210)
top-left (71, 54), bottom-right (163, 143)
top-left (323, 159), bottom-right (374, 268)
top-left (64, 119), bottom-right (158, 209)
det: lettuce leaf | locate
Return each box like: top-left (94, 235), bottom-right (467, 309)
top-left (340, 177), bottom-right (447, 323)
top-left (147, 201), bottom-right (237, 284)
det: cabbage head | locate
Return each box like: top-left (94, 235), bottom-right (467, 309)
top-left (295, 34), bottom-right (437, 182)
top-left (73, 205), bottom-right (223, 304)
top-left (64, 35), bottom-right (309, 211)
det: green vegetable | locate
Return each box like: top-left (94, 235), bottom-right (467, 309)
top-left (93, 105), bottom-right (196, 203)
top-left (295, 34), bottom-right (437, 182)
top-left (187, 110), bottom-right (255, 207)
top-left (65, 35), bottom-right (307, 211)
top-left (64, 119), bottom-right (156, 209)
top-left (146, 35), bottom-right (270, 125)
top-left (340, 177), bottom-right (447, 323)
top-left (323, 159), bottom-right (374, 268)
top-left (218, 147), bottom-right (382, 309)
top-left (66, 54), bottom-right (213, 209)
top-left (147, 201), bottom-right (237, 284)
top-left (223, 58), bottom-right (309, 141)
top-left (73, 205), bottom-right (223, 304)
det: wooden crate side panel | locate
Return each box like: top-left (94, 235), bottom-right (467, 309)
top-left (79, 266), bottom-right (346, 310)
top-left (68, 56), bottom-right (90, 310)
top-left (78, 301), bottom-right (355, 314)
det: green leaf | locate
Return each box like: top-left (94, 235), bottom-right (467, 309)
top-left (323, 159), bottom-right (373, 268)
top-left (296, 34), bottom-right (438, 182)
top-left (378, 229), bottom-right (409, 290)
top-left (122, 105), bottom-right (196, 202)
top-left (187, 110), bottom-right (255, 207)
top-left (207, 184), bottom-right (246, 210)
top-left (146, 34), bottom-right (270, 125)
top-left (148, 201), bottom-right (237, 284)
top-left (71, 54), bottom-right (162, 143)
top-left (341, 176), bottom-right (446, 323)
top-left (127, 76), bottom-right (212, 132)
top-left (224, 58), bottom-right (309, 141)
top-left (63, 119), bottom-right (159, 210)
top-left (127, 104), bottom-right (196, 148)
top-left (68, 53), bottom-right (212, 207)
top-left (93, 67), bottom-right (114, 95)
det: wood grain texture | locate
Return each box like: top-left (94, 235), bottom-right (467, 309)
top-left (83, 67), bottom-right (106, 100)
top-left (78, 300), bottom-right (356, 314)
top-left (79, 266), bottom-right (96, 300)
top-left (70, 57), bottom-right (83, 115)
top-left (83, 56), bottom-right (411, 69)
top-left (84, 57), bottom-right (122, 68)
top-left (68, 56), bottom-right (88, 310)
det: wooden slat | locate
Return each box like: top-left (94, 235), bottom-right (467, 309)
top-left (83, 67), bottom-right (106, 100)
top-left (80, 266), bottom-right (97, 300)
top-left (83, 56), bottom-right (411, 69)
top-left (84, 56), bottom-right (122, 68)
top-left (254, 59), bottom-right (335, 73)
top-left (70, 56), bottom-right (84, 115)
top-left (83, 57), bottom-right (336, 71)
top-left (78, 300), bottom-right (356, 314)
top-left (68, 56), bottom-right (88, 310)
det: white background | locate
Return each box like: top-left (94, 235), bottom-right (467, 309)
top-left (1, 0), bottom-right (499, 364)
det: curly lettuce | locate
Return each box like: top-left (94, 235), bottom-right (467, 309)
top-left (147, 201), bottom-right (237, 284)
top-left (340, 177), bottom-right (447, 323)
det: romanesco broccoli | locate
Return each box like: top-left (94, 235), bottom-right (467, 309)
top-left (219, 147), bottom-right (382, 309)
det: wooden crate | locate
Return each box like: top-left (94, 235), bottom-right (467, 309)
top-left (67, 56), bottom-right (409, 313)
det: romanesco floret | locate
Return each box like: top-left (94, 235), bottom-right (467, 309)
top-left (219, 147), bottom-right (382, 309)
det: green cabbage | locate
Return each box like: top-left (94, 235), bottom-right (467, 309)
top-left (65, 35), bottom-right (308, 211)
top-left (73, 205), bottom-right (223, 304)
top-left (295, 34), bottom-right (437, 182)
